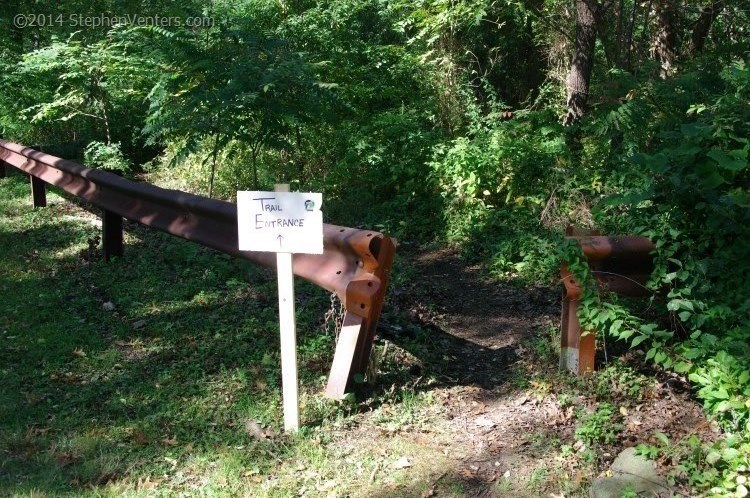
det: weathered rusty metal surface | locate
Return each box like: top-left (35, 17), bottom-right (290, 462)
top-left (573, 235), bottom-right (655, 264)
top-left (353, 235), bottom-right (396, 375)
top-left (562, 235), bottom-right (655, 298)
top-left (559, 294), bottom-right (596, 374)
top-left (560, 233), bottom-right (655, 375)
top-left (0, 139), bottom-right (395, 321)
top-left (325, 235), bottom-right (396, 398)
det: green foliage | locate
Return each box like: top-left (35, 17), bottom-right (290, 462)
top-left (428, 102), bottom-right (582, 279)
top-left (603, 59), bottom-right (748, 415)
top-left (636, 432), bottom-right (750, 497)
top-left (83, 140), bottom-right (131, 172)
top-left (593, 363), bottom-right (648, 401)
top-left (574, 403), bottom-right (623, 447)
top-left (275, 0), bottom-right (446, 236)
top-left (402, 0), bottom-right (545, 109)
top-left (141, 11), bottom-right (335, 194)
top-left (558, 57), bottom-right (750, 494)
top-left (13, 28), bottom-right (156, 159)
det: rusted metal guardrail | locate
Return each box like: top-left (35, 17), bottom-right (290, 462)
top-left (560, 228), bottom-right (654, 374)
top-left (0, 139), bottom-right (395, 399)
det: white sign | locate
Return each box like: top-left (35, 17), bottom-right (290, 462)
top-left (237, 191), bottom-right (323, 254)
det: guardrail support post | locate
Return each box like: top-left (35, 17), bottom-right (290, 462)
top-left (325, 236), bottom-right (397, 399)
top-left (559, 293), bottom-right (595, 374)
top-left (30, 176), bottom-right (46, 207)
top-left (325, 313), bottom-right (367, 398)
top-left (353, 236), bottom-right (396, 376)
top-left (102, 210), bottom-right (123, 261)
top-left (0, 162), bottom-right (6, 178)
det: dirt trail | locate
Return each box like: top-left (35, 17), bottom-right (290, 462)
top-left (407, 247), bottom-right (558, 347)
top-left (363, 245), bottom-right (714, 497)
top-left (389, 246), bottom-right (559, 387)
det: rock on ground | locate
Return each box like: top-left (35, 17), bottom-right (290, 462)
top-left (591, 447), bottom-right (672, 498)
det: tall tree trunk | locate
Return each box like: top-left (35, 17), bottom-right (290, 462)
top-left (690, 1), bottom-right (722, 53)
top-left (208, 113), bottom-right (222, 199)
top-left (651, 0), bottom-right (678, 78)
top-left (251, 144), bottom-right (260, 191)
top-left (209, 131), bottom-right (220, 199)
top-left (99, 87), bottom-right (111, 146)
top-left (295, 125), bottom-right (305, 185)
top-left (614, 0), bottom-right (625, 68)
top-left (625, 0), bottom-right (639, 72)
top-left (564, 0), bottom-right (599, 125)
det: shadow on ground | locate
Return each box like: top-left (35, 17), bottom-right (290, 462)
top-left (374, 246), bottom-right (559, 391)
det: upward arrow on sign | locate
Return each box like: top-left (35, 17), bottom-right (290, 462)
top-left (277, 234), bottom-right (284, 248)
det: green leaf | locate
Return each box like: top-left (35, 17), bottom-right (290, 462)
top-left (689, 372), bottom-right (709, 384)
top-left (684, 348), bottom-right (704, 359)
top-left (639, 323), bottom-right (658, 334)
top-left (668, 299), bottom-right (694, 312)
top-left (709, 387), bottom-right (729, 400)
top-left (654, 432), bottom-right (670, 447)
top-left (694, 163), bottom-right (726, 188)
top-left (708, 148), bottom-right (747, 171)
top-left (673, 361), bottom-right (691, 373)
top-left (714, 401), bottom-right (732, 412)
top-left (706, 451), bottom-right (721, 465)
top-left (631, 335), bottom-right (648, 348)
top-left (726, 188), bottom-right (750, 207)
top-left (722, 448), bottom-right (741, 461)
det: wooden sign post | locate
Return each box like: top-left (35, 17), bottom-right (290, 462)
top-left (237, 184), bottom-right (324, 432)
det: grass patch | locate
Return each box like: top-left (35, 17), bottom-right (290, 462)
top-left (0, 173), bottom-right (393, 496)
top-left (1, 173), bottom-right (457, 497)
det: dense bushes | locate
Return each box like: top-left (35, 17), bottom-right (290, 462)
top-left (426, 52), bottom-right (749, 493)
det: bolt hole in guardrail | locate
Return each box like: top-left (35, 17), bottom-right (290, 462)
top-left (0, 139), bottom-right (397, 399)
